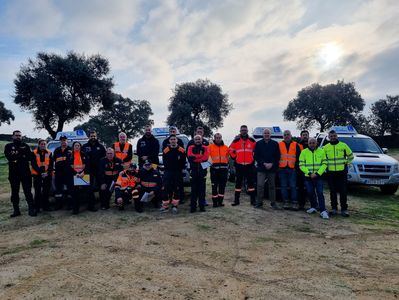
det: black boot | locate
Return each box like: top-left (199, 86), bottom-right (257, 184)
top-left (212, 198), bottom-right (218, 207)
top-left (218, 196), bottom-right (225, 207)
top-left (232, 194), bottom-right (240, 206)
top-left (250, 195), bottom-right (256, 206)
top-left (199, 205), bottom-right (206, 212)
top-left (28, 204), bottom-right (37, 217)
top-left (10, 204), bottom-right (21, 218)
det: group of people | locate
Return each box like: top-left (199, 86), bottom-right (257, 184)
top-left (4, 124), bottom-right (353, 219)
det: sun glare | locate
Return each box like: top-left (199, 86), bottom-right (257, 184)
top-left (317, 42), bottom-right (343, 70)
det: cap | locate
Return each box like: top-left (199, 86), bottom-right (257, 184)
top-left (143, 159), bottom-right (152, 166)
top-left (59, 135), bottom-right (67, 141)
top-left (129, 163), bottom-right (138, 170)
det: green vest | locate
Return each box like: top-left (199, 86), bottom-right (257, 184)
top-left (323, 141), bottom-right (354, 172)
top-left (299, 147), bottom-right (327, 176)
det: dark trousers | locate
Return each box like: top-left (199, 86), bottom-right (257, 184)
top-left (140, 189), bottom-right (161, 209)
top-left (163, 171), bottom-right (182, 207)
top-left (54, 173), bottom-right (73, 209)
top-left (33, 175), bottom-right (51, 211)
top-left (72, 185), bottom-right (95, 214)
top-left (115, 188), bottom-right (141, 211)
top-left (256, 171), bottom-right (276, 205)
top-left (234, 164), bottom-right (256, 202)
top-left (9, 175), bottom-right (34, 210)
top-left (278, 168), bottom-right (297, 204)
top-left (100, 181), bottom-right (114, 209)
top-left (190, 169), bottom-right (207, 209)
top-left (210, 168), bottom-right (228, 201)
top-left (327, 171), bottom-right (348, 211)
top-left (304, 178), bottom-right (326, 212)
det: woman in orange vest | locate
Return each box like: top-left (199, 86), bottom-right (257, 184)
top-left (209, 133), bottom-right (229, 207)
top-left (69, 141), bottom-right (95, 214)
top-left (31, 139), bottom-right (53, 212)
top-left (112, 132), bottom-right (133, 169)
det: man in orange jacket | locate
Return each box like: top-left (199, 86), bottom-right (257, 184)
top-left (229, 125), bottom-right (257, 206)
top-left (209, 133), bottom-right (229, 207)
top-left (112, 132), bottom-right (133, 170)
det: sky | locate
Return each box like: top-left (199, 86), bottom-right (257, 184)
top-left (0, 0), bottom-right (399, 142)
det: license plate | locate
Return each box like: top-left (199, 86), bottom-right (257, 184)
top-left (364, 179), bottom-right (387, 185)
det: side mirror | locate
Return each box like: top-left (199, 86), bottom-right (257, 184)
top-left (382, 147), bottom-right (388, 154)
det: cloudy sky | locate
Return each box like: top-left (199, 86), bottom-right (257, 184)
top-left (0, 0), bottom-right (399, 141)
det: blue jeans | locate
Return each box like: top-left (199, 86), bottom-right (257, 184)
top-left (278, 168), bottom-right (297, 204)
top-left (304, 178), bottom-right (326, 212)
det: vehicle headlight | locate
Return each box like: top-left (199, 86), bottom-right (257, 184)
top-left (393, 163), bottom-right (399, 173)
top-left (348, 163), bottom-right (355, 173)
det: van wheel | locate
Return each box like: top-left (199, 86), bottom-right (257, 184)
top-left (380, 185), bottom-right (398, 195)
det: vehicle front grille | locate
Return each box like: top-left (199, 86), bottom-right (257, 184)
top-left (359, 175), bottom-right (390, 179)
top-left (357, 165), bottom-right (391, 173)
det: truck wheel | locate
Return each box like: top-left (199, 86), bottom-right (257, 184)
top-left (380, 185), bottom-right (398, 195)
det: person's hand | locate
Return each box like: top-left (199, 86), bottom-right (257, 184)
top-left (149, 191), bottom-right (154, 196)
top-left (41, 173), bottom-right (48, 178)
top-left (77, 172), bottom-right (84, 178)
top-left (310, 173), bottom-right (317, 179)
top-left (117, 198), bottom-right (123, 205)
top-left (142, 156), bottom-right (148, 160)
top-left (265, 163), bottom-right (273, 170)
top-left (101, 184), bottom-right (107, 190)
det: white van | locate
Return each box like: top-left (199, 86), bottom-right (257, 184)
top-left (316, 126), bottom-right (399, 194)
top-left (252, 126), bottom-right (284, 142)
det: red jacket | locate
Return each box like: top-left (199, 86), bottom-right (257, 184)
top-left (229, 136), bottom-right (256, 165)
top-left (187, 144), bottom-right (209, 163)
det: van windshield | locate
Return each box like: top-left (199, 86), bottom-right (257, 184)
top-left (337, 137), bottom-right (382, 154)
top-left (156, 136), bottom-right (190, 153)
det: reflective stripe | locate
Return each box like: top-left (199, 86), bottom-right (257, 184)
top-left (141, 181), bottom-right (157, 187)
top-left (56, 157), bottom-right (66, 162)
top-left (104, 170), bottom-right (119, 176)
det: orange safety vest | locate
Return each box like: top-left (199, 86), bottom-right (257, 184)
top-left (229, 137), bottom-right (256, 165)
top-left (116, 171), bottom-right (139, 190)
top-left (114, 142), bottom-right (131, 168)
top-left (279, 141), bottom-right (299, 169)
top-left (73, 151), bottom-right (85, 173)
top-left (31, 149), bottom-right (51, 175)
top-left (209, 144), bottom-right (229, 164)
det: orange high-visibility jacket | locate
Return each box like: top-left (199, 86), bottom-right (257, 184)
top-left (115, 170), bottom-right (139, 190)
top-left (278, 141), bottom-right (300, 169)
top-left (209, 143), bottom-right (229, 168)
top-left (31, 149), bottom-right (51, 175)
top-left (113, 142), bottom-right (132, 167)
top-left (72, 150), bottom-right (85, 173)
top-left (229, 137), bottom-right (256, 165)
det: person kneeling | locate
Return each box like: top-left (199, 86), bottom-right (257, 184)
top-left (299, 138), bottom-right (329, 219)
top-left (114, 163), bottom-right (141, 212)
top-left (138, 160), bottom-right (162, 210)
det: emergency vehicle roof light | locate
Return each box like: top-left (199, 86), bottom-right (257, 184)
top-left (330, 125), bottom-right (357, 134)
top-left (55, 130), bottom-right (88, 140)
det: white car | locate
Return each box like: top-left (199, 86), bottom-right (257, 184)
top-left (316, 126), bottom-right (399, 194)
top-left (252, 126), bottom-right (284, 142)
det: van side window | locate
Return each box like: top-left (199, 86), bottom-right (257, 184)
top-left (317, 137), bottom-right (323, 146)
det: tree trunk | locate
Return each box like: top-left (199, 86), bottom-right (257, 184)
top-left (44, 121), bottom-right (56, 139)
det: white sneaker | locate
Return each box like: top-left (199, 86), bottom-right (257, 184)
top-left (320, 210), bottom-right (329, 219)
top-left (306, 208), bottom-right (317, 214)
top-left (172, 207), bottom-right (178, 214)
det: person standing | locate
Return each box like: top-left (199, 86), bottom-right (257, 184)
top-left (98, 148), bottom-right (123, 210)
top-left (299, 137), bottom-right (329, 219)
top-left (69, 141), bottom-right (95, 214)
top-left (229, 125), bottom-right (257, 206)
top-left (297, 130), bottom-right (310, 210)
top-left (4, 130), bottom-right (36, 217)
top-left (31, 139), bottom-right (53, 212)
top-left (161, 135), bottom-right (186, 214)
top-left (53, 135), bottom-right (72, 210)
top-left (208, 133), bottom-right (229, 207)
top-left (323, 130), bottom-right (354, 217)
top-left (112, 132), bottom-right (133, 170)
top-left (162, 126), bottom-right (184, 150)
top-left (278, 130), bottom-right (302, 210)
top-left (254, 128), bottom-right (280, 209)
top-left (187, 126), bottom-right (209, 149)
top-left (187, 135), bottom-right (209, 213)
top-left (136, 125), bottom-right (160, 168)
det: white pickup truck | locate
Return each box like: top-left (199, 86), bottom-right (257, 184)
top-left (316, 126), bottom-right (399, 194)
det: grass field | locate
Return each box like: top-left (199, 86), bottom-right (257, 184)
top-left (0, 141), bottom-right (398, 299)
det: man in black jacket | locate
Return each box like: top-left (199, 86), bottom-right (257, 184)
top-left (136, 125), bottom-right (160, 167)
top-left (186, 126), bottom-right (209, 149)
top-left (98, 148), bottom-right (123, 210)
top-left (4, 130), bottom-right (36, 217)
top-left (254, 128), bottom-right (280, 209)
top-left (138, 159), bottom-right (163, 211)
top-left (162, 126), bottom-right (184, 150)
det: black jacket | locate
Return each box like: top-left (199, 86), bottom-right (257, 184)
top-left (186, 138), bottom-right (209, 150)
top-left (162, 135), bottom-right (184, 150)
top-left (136, 134), bottom-right (160, 165)
top-left (82, 140), bottom-right (106, 174)
top-left (162, 146), bottom-right (186, 172)
top-left (254, 139), bottom-right (280, 172)
top-left (138, 167), bottom-right (162, 193)
top-left (53, 146), bottom-right (72, 175)
top-left (4, 141), bottom-right (33, 177)
top-left (98, 157), bottom-right (123, 184)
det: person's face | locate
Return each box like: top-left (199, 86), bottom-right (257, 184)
top-left (170, 137), bottom-right (177, 147)
top-left (60, 139), bottom-right (68, 147)
top-left (90, 132), bottom-right (97, 142)
top-left (145, 127), bottom-right (151, 136)
top-left (194, 136), bottom-right (202, 145)
top-left (263, 130), bottom-right (271, 140)
top-left (144, 163), bottom-right (151, 170)
top-left (119, 134), bottom-right (127, 143)
top-left (106, 150), bottom-right (114, 160)
top-left (170, 129), bottom-right (177, 135)
top-left (283, 131), bottom-right (292, 142)
top-left (13, 131), bottom-right (22, 142)
top-left (301, 132), bottom-right (309, 141)
top-left (240, 127), bottom-right (248, 136)
top-left (196, 129), bottom-right (204, 136)
top-left (74, 143), bottom-right (81, 151)
top-left (308, 139), bottom-right (317, 150)
top-left (329, 132), bottom-right (338, 142)
top-left (214, 134), bottom-right (222, 144)
top-left (39, 141), bottom-right (46, 150)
